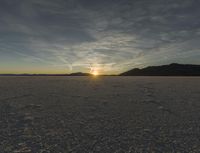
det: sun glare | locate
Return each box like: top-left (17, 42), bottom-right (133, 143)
top-left (92, 70), bottom-right (99, 76)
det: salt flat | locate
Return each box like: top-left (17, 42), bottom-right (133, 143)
top-left (0, 76), bottom-right (200, 153)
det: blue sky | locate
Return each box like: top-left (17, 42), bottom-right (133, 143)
top-left (0, 0), bottom-right (200, 74)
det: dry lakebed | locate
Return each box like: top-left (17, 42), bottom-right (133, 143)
top-left (0, 76), bottom-right (200, 153)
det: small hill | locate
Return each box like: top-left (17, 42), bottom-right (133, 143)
top-left (120, 63), bottom-right (200, 76)
top-left (68, 72), bottom-right (91, 76)
top-left (0, 72), bottom-right (91, 76)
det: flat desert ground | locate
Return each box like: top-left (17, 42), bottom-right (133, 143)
top-left (0, 76), bottom-right (200, 153)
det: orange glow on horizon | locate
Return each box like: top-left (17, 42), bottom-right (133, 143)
top-left (92, 70), bottom-right (99, 76)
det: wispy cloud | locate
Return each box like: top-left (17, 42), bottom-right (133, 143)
top-left (0, 0), bottom-right (200, 73)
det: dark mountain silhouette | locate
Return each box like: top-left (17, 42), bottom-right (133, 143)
top-left (0, 72), bottom-right (91, 76)
top-left (68, 72), bottom-right (91, 76)
top-left (120, 63), bottom-right (200, 76)
top-left (0, 74), bottom-right (70, 76)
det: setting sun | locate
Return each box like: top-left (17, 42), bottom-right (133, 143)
top-left (92, 70), bottom-right (99, 76)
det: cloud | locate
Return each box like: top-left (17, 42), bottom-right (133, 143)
top-left (0, 0), bottom-right (200, 73)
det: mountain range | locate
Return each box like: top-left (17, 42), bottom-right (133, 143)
top-left (120, 63), bottom-right (200, 76)
top-left (1, 63), bottom-right (200, 76)
top-left (0, 72), bottom-right (91, 76)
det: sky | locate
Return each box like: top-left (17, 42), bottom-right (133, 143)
top-left (0, 0), bottom-right (200, 74)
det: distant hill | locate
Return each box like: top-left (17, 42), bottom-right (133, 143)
top-left (0, 74), bottom-right (68, 76)
top-left (0, 72), bottom-right (91, 76)
top-left (120, 63), bottom-right (200, 76)
top-left (68, 72), bottom-right (91, 76)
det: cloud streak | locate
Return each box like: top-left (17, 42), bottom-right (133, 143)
top-left (0, 0), bottom-right (200, 74)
